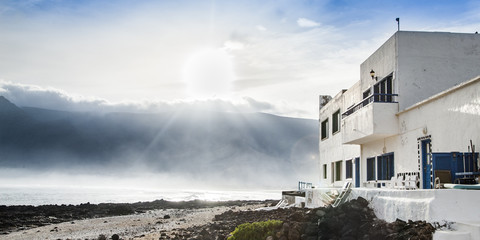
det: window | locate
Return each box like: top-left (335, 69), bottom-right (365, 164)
top-left (323, 164), bottom-right (327, 179)
top-left (354, 158), bottom-right (360, 188)
top-left (321, 118), bottom-right (329, 140)
top-left (363, 88), bottom-right (373, 105)
top-left (373, 74), bottom-right (393, 102)
top-left (363, 88), bottom-right (371, 99)
top-left (335, 160), bottom-right (342, 181)
top-left (367, 157), bottom-right (376, 181)
top-left (377, 153), bottom-right (395, 180)
top-left (346, 159), bottom-right (353, 179)
top-left (331, 162), bottom-right (335, 183)
top-left (332, 110), bottom-right (340, 134)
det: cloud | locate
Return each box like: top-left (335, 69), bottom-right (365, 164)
top-left (0, 81), bottom-right (109, 112)
top-left (0, 80), bottom-right (310, 117)
top-left (223, 40), bottom-right (245, 50)
top-left (297, 18), bottom-right (320, 27)
top-left (2, 0), bottom-right (476, 120)
top-left (256, 25), bottom-right (267, 31)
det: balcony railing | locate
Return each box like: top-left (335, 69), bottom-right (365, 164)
top-left (342, 93), bottom-right (398, 119)
top-left (298, 181), bottom-right (313, 190)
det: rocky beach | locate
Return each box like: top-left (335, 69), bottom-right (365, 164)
top-left (0, 199), bottom-right (275, 239)
top-left (0, 197), bottom-right (436, 240)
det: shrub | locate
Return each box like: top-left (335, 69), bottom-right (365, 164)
top-left (228, 220), bottom-right (283, 240)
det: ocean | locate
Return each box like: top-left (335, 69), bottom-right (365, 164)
top-left (0, 187), bottom-right (282, 206)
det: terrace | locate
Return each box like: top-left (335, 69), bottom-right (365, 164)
top-left (341, 93), bottom-right (399, 144)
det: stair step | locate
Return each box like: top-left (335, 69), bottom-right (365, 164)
top-left (433, 230), bottom-right (471, 240)
top-left (455, 222), bottom-right (480, 240)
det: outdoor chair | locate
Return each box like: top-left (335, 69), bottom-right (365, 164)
top-left (405, 175), bottom-right (419, 190)
top-left (393, 175), bottom-right (406, 190)
top-left (332, 181), bottom-right (352, 207)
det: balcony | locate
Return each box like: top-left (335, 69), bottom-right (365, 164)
top-left (342, 94), bottom-right (399, 144)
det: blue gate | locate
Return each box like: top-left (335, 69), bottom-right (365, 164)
top-left (432, 152), bottom-right (479, 184)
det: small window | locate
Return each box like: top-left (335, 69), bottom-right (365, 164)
top-left (345, 159), bottom-right (353, 179)
top-left (331, 162), bottom-right (335, 183)
top-left (363, 88), bottom-right (371, 99)
top-left (335, 160), bottom-right (342, 181)
top-left (332, 110), bottom-right (340, 134)
top-left (321, 118), bottom-right (329, 140)
top-left (367, 157), bottom-right (376, 181)
top-left (323, 164), bottom-right (327, 179)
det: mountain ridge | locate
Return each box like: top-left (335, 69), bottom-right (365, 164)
top-left (0, 96), bottom-right (319, 187)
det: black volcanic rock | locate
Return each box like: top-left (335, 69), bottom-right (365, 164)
top-left (177, 197), bottom-right (435, 240)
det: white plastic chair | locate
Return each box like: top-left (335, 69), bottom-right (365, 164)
top-left (394, 175), bottom-right (406, 190)
top-left (405, 175), bottom-right (418, 190)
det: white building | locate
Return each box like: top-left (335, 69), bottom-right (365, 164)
top-left (319, 31), bottom-right (480, 189)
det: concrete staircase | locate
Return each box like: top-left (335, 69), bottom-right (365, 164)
top-left (434, 222), bottom-right (480, 240)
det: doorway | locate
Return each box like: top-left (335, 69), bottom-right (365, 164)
top-left (421, 139), bottom-right (432, 189)
top-left (355, 157), bottom-right (360, 187)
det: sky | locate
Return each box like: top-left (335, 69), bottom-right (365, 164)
top-left (0, 0), bottom-right (479, 118)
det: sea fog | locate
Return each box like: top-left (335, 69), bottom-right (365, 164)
top-left (0, 97), bottom-right (319, 206)
top-left (0, 168), bottom-right (285, 206)
top-left (0, 186), bottom-right (281, 206)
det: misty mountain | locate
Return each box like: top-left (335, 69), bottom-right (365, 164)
top-left (0, 96), bottom-right (319, 187)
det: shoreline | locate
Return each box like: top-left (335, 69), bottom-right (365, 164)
top-left (2, 204), bottom-right (267, 240)
top-left (0, 197), bottom-right (437, 240)
top-left (0, 199), bottom-right (278, 238)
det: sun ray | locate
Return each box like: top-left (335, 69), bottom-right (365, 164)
top-left (182, 48), bottom-right (236, 99)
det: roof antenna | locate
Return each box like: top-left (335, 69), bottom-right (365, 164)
top-left (396, 18), bottom-right (400, 31)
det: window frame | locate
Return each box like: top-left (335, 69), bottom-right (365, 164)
top-left (373, 73), bottom-right (394, 102)
top-left (323, 164), bottom-right (327, 179)
top-left (321, 118), bottom-right (329, 140)
top-left (377, 152), bottom-right (395, 180)
top-left (345, 159), bottom-right (353, 179)
top-left (367, 157), bottom-right (376, 181)
top-left (332, 109), bottom-right (341, 134)
top-left (335, 160), bottom-right (342, 181)
top-left (363, 88), bottom-right (371, 99)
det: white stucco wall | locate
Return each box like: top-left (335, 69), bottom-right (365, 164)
top-left (351, 188), bottom-right (480, 223)
top-left (342, 102), bottom-right (399, 144)
top-left (319, 31), bottom-right (480, 188)
top-left (397, 76), bottom-right (480, 161)
top-left (360, 31), bottom-right (480, 112)
top-left (305, 188), bottom-right (480, 223)
top-left (359, 77), bottom-right (480, 185)
top-left (343, 77), bottom-right (362, 108)
top-left (360, 34), bottom-right (397, 93)
top-left (396, 32), bottom-right (480, 111)
top-left (319, 90), bottom-right (360, 187)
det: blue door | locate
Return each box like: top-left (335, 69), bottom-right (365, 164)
top-left (421, 139), bottom-right (432, 189)
top-left (355, 157), bottom-right (360, 187)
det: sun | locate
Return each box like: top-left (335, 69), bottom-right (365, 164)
top-left (182, 48), bottom-right (236, 98)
